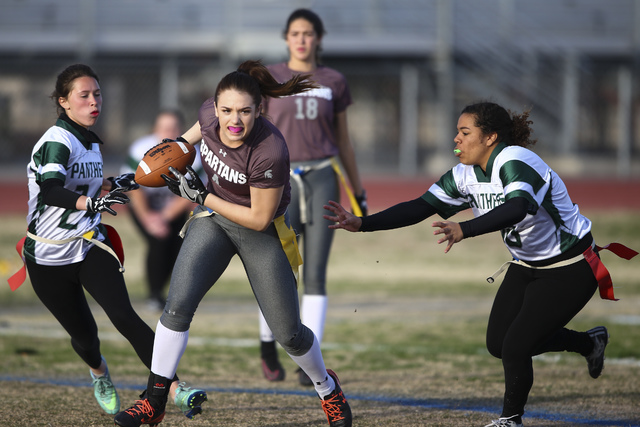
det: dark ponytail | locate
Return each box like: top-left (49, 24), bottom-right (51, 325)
top-left (215, 60), bottom-right (317, 108)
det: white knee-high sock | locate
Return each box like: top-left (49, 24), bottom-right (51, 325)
top-left (151, 320), bottom-right (189, 379)
top-left (301, 294), bottom-right (328, 344)
top-left (287, 334), bottom-right (335, 399)
top-left (258, 309), bottom-right (275, 342)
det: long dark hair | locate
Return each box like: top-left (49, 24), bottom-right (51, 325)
top-left (50, 64), bottom-right (100, 115)
top-left (461, 102), bottom-right (537, 148)
top-left (215, 60), bottom-right (317, 108)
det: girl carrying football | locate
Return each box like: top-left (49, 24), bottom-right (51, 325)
top-left (115, 60), bottom-right (352, 427)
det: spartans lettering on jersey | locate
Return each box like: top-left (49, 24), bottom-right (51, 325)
top-left (200, 140), bottom-right (247, 185)
top-left (470, 192), bottom-right (505, 210)
top-left (286, 85), bottom-right (333, 100)
top-left (70, 161), bottom-right (103, 179)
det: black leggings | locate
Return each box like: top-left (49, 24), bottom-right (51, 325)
top-left (26, 243), bottom-right (155, 370)
top-left (130, 209), bottom-right (187, 300)
top-left (486, 260), bottom-right (598, 417)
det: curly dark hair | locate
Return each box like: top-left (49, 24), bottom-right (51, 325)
top-left (461, 101), bottom-right (537, 148)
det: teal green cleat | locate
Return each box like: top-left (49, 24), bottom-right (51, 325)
top-left (91, 368), bottom-right (120, 415)
top-left (174, 382), bottom-right (208, 419)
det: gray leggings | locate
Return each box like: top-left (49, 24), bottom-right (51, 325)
top-left (160, 207), bottom-right (314, 357)
top-left (289, 160), bottom-right (339, 295)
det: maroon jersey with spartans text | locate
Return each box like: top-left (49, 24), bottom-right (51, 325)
top-left (198, 97), bottom-right (291, 218)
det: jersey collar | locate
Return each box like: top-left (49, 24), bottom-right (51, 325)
top-left (56, 113), bottom-right (104, 149)
top-left (473, 141), bottom-right (507, 182)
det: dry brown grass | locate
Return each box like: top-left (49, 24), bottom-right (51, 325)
top-left (1, 210), bottom-right (639, 426)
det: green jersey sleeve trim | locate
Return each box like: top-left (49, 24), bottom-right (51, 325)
top-left (423, 170), bottom-right (471, 219)
top-left (32, 141), bottom-right (71, 183)
top-left (499, 159), bottom-right (546, 194)
top-left (437, 170), bottom-right (464, 199)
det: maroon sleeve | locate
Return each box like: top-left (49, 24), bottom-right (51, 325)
top-left (248, 122), bottom-right (290, 189)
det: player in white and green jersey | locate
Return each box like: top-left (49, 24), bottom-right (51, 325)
top-left (324, 102), bottom-right (626, 427)
top-left (24, 64), bottom-right (207, 420)
top-left (425, 140), bottom-right (592, 263)
top-left (26, 118), bottom-right (108, 265)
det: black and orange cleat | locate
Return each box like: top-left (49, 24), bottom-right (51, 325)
top-left (113, 398), bottom-right (165, 427)
top-left (319, 369), bottom-right (352, 427)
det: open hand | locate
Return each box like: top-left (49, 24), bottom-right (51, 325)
top-left (323, 200), bottom-right (362, 232)
top-left (432, 220), bottom-right (463, 253)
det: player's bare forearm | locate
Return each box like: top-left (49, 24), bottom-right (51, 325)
top-left (202, 187), bottom-right (281, 232)
top-left (323, 200), bottom-right (362, 232)
top-left (181, 121), bottom-right (203, 145)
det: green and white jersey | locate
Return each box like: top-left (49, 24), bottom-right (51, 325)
top-left (423, 142), bottom-right (591, 262)
top-left (25, 118), bottom-right (105, 265)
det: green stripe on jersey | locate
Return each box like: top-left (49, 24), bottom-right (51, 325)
top-left (423, 170), bottom-right (471, 218)
top-left (436, 169), bottom-right (464, 199)
top-left (32, 141), bottom-right (70, 182)
top-left (499, 159), bottom-right (546, 194)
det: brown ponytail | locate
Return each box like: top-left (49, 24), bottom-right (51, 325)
top-left (215, 60), bottom-right (317, 108)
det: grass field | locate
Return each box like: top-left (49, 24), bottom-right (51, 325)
top-left (0, 209), bottom-right (639, 426)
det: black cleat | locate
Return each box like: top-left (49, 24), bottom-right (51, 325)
top-left (319, 369), bottom-right (352, 427)
top-left (114, 398), bottom-right (165, 427)
top-left (261, 357), bottom-right (286, 382)
top-left (586, 326), bottom-right (609, 379)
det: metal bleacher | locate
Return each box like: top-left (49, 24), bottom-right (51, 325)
top-left (0, 0), bottom-right (638, 176)
top-left (0, 0), bottom-right (635, 57)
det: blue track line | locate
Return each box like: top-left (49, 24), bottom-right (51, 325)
top-left (1, 376), bottom-right (637, 426)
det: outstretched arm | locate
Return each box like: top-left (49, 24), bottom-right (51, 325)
top-left (324, 196), bottom-right (438, 232)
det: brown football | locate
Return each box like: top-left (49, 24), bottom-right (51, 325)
top-left (134, 140), bottom-right (196, 187)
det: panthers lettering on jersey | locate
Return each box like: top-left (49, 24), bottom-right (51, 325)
top-left (25, 118), bottom-right (105, 265)
top-left (423, 142), bottom-right (592, 262)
